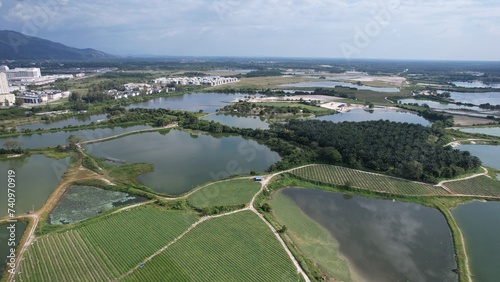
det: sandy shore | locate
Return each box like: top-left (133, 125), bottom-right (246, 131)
top-left (319, 101), bottom-right (364, 113)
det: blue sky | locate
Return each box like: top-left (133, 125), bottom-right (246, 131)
top-left (1, 0), bottom-right (499, 60)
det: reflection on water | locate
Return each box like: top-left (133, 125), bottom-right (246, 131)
top-left (0, 155), bottom-right (70, 217)
top-left (453, 201), bottom-right (500, 282)
top-left (283, 188), bottom-right (457, 282)
top-left (202, 114), bottom-right (269, 129)
top-left (398, 99), bottom-right (481, 111)
top-left (452, 81), bottom-right (500, 89)
top-left (459, 127), bottom-right (500, 137)
top-left (315, 108), bottom-right (431, 126)
top-left (0, 221), bottom-right (27, 273)
top-left (0, 125), bottom-right (150, 149)
top-left (126, 92), bottom-right (257, 113)
top-left (281, 81), bottom-right (400, 92)
top-left (17, 114), bottom-right (108, 131)
top-left (84, 130), bottom-right (280, 195)
top-left (457, 145), bottom-right (500, 170)
top-left (448, 91), bottom-right (500, 105)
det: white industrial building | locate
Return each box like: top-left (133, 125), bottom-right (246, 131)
top-left (0, 66), bottom-right (42, 79)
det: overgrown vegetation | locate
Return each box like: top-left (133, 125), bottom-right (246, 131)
top-left (275, 120), bottom-right (481, 182)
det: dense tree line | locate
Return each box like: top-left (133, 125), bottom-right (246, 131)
top-left (395, 104), bottom-right (454, 126)
top-left (245, 70), bottom-right (283, 77)
top-left (274, 120), bottom-right (481, 182)
top-left (220, 102), bottom-right (314, 116)
top-left (0, 147), bottom-right (28, 155)
top-left (479, 103), bottom-right (500, 110)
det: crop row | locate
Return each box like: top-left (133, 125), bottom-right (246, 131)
top-left (16, 231), bottom-right (112, 282)
top-left (187, 179), bottom-right (261, 209)
top-left (444, 175), bottom-right (500, 197)
top-left (16, 205), bottom-right (199, 281)
top-left (125, 211), bottom-right (300, 282)
top-left (291, 165), bottom-right (448, 196)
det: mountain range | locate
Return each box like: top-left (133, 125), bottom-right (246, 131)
top-left (0, 30), bottom-right (115, 60)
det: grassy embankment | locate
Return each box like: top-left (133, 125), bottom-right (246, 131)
top-left (257, 164), bottom-right (500, 282)
top-left (13, 178), bottom-right (302, 282)
top-left (187, 179), bottom-right (260, 213)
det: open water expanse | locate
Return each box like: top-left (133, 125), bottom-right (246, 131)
top-left (0, 155), bottom-right (70, 217)
top-left (282, 188), bottom-right (457, 282)
top-left (125, 92), bottom-right (257, 113)
top-left (315, 108), bottom-right (432, 125)
top-left (281, 81), bottom-right (400, 92)
top-left (202, 114), bottom-right (270, 129)
top-left (0, 125), bottom-right (150, 149)
top-left (84, 130), bottom-right (280, 195)
top-left (452, 201), bottom-right (500, 282)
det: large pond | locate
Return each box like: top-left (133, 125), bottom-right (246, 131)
top-left (17, 114), bottom-right (108, 131)
top-left (282, 188), bottom-right (457, 282)
top-left (0, 155), bottom-right (70, 217)
top-left (457, 145), bottom-right (500, 170)
top-left (0, 125), bottom-right (150, 149)
top-left (126, 92), bottom-right (257, 113)
top-left (452, 201), bottom-right (500, 282)
top-left (398, 99), bottom-right (482, 111)
top-left (452, 81), bottom-right (500, 89)
top-left (0, 221), bottom-right (27, 274)
top-left (49, 185), bottom-right (146, 225)
top-left (447, 91), bottom-right (500, 105)
top-left (315, 108), bottom-right (432, 126)
top-left (84, 130), bottom-right (280, 195)
top-left (202, 114), bottom-right (270, 129)
top-left (459, 127), bottom-right (500, 137)
top-left (281, 81), bottom-right (400, 92)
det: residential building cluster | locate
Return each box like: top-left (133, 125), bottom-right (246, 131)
top-left (18, 90), bottom-right (70, 104)
top-left (151, 76), bottom-right (238, 86)
top-left (106, 83), bottom-right (169, 99)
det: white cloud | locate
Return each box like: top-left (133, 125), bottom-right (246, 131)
top-left (1, 0), bottom-right (499, 60)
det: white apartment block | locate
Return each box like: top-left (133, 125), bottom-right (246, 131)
top-left (0, 94), bottom-right (16, 107)
top-left (152, 76), bottom-right (238, 87)
top-left (0, 73), bottom-right (9, 94)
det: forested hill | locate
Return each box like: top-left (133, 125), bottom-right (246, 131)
top-left (0, 30), bottom-right (114, 60)
top-left (274, 120), bottom-right (481, 183)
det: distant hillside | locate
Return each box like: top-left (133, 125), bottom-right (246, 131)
top-left (0, 30), bottom-right (115, 60)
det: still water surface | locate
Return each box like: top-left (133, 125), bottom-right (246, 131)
top-left (315, 108), bottom-right (431, 126)
top-left (452, 201), bottom-right (500, 282)
top-left (0, 125), bottom-right (150, 149)
top-left (281, 81), bottom-right (400, 92)
top-left (457, 145), bottom-right (500, 170)
top-left (282, 188), bottom-right (457, 282)
top-left (0, 155), bottom-right (70, 217)
top-left (84, 130), bottom-right (280, 195)
top-left (202, 114), bottom-right (270, 129)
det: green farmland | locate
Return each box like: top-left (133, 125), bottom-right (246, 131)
top-left (187, 178), bottom-right (261, 209)
top-left (443, 175), bottom-right (500, 197)
top-left (16, 205), bottom-right (199, 281)
top-left (124, 211), bottom-right (302, 282)
top-left (290, 165), bottom-right (449, 196)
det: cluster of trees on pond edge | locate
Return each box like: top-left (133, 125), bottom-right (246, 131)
top-left (183, 118), bottom-right (481, 183)
top-left (277, 120), bottom-right (481, 183)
